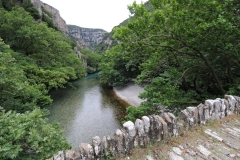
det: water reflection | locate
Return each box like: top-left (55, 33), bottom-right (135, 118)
top-left (46, 74), bottom-right (126, 149)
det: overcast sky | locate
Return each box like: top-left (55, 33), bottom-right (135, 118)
top-left (40, 0), bottom-right (147, 32)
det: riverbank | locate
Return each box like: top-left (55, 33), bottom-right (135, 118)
top-left (113, 81), bottom-right (145, 107)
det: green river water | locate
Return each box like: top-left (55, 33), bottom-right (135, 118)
top-left (46, 73), bottom-right (127, 149)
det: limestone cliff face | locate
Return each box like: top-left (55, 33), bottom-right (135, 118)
top-left (30, 0), bottom-right (68, 33)
top-left (68, 25), bottom-right (107, 51)
top-left (30, 0), bottom-right (106, 50)
top-left (41, 3), bottom-right (68, 33)
top-left (95, 32), bottom-right (119, 53)
top-left (30, 0), bottom-right (42, 15)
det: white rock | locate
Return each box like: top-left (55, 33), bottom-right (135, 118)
top-left (197, 145), bottom-right (211, 157)
top-left (178, 145), bottom-right (184, 150)
top-left (168, 152), bottom-right (184, 160)
top-left (172, 147), bottom-right (182, 155)
top-left (229, 154), bottom-right (236, 158)
top-left (205, 130), bottom-right (223, 141)
top-left (135, 119), bottom-right (145, 137)
top-left (142, 116), bottom-right (150, 133)
top-left (123, 121), bottom-right (136, 137)
top-left (146, 155), bottom-right (154, 160)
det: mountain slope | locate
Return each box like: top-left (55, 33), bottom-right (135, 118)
top-left (68, 25), bottom-right (107, 51)
top-left (95, 1), bottom-right (153, 53)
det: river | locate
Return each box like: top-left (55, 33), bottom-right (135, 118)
top-left (46, 73), bottom-right (127, 149)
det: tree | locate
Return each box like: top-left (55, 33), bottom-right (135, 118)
top-left (0, 0), bottom-right (3, 8)
top-left (80, 48), bottom-right (101, 74)
top-left (22, 0), bottom-right (41, 19)
top-left (104, 0), bottom-right (240, 120)
top-left (0, 108), bottom-right (71, 159)
top-left (0, 7), bottom-right (85, 93)
top-left (100, 45), bottom-right (140, 86)
top-left (0, 38), bottom-right (51, 112)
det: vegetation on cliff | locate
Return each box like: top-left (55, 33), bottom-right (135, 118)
top-left (0, 6), bottom-right (86, 159)
top-left (80, 48), bottom-right (101, 74)
top-left (100, 0), bottom-right (240, 121)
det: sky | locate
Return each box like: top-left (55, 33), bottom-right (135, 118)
top-left (40, 0), bottom-right (147, 32)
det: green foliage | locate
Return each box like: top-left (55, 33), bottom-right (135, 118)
top-left (0, 8), bottom-right (85, 111)
top-left (80, 48), bottom-right (101, 73)
top-left (0, 108), bottom-right (71, 159)
top-left (41, 6), bottom-right (53, 18)
top-left (95, 1), bottom-right (151, 54)
top-left (0, 5), bottom-right (86, 159)
top-left (99, 46), bottom-right (140, 86)
top-left (40, 6), bottom-right (59, 30)
top-left (0, 0), bottom-right (3, 8)
top-left (101, 0), bottom-right (240, 120)
top-left (42, 13), bottom-right (56, 29)
top-left (2, 0), bottom-right (14, 10)
top-left (0, 39), bottom-right (52, 112)
top-left (22, 0), bottom-right (41, 19)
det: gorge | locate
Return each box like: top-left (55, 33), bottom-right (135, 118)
top-left (1, 0), bottom-right (240, 159)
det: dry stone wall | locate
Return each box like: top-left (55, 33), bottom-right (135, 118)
top-left (47, 95), bottom-right (240, 160)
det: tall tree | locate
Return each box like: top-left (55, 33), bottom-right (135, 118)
top-left (101, 0), bottom-right (240, 120)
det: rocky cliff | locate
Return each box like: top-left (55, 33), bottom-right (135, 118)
top-left (68, 25), bottom-right (107, 51)
top-left (95, 17), bottom-right (130, 53)
top-left (95, 1), bottom-right (153, 53)
top-left (30, 0), bottom-right (68, 33)
top-left (30, 0), bottom-right (107, 51)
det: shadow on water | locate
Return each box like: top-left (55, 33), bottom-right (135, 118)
top-left (46, 73), bottom-right (127, 149)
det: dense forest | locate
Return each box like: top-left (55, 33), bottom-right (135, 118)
top-left (100, 0), bottom-right (240, 121)
top-left (0, 0), bottom-right (101, 159)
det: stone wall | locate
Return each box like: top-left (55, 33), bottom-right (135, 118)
top-left (47, 95), bottom-right (240, 160)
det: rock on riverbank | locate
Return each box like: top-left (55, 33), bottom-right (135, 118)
top-left (113, 82), bottom-right (145, 107)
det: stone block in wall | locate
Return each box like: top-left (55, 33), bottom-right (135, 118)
top-left (167, 113), bottom-right (178, 136)
top-left (162, 113), bottom-right (178, 137)
top-left (162, 113), bottom-right (172, 136)
top-left (205, 99), bottom-right (221, 120)
top-left (213, 100), bottom-right (222, 120)
top-left (179, 108), bottom-right (195, 130)
top-left (197, 103), bottom-right (206, 125)
top-left (198, 103), bottom-right (214, 124)
top-left (142, 116), bottom-right (150, 146)
top-left (225, 95), bottom-right (237, 115)
top-left (135, 119), bottom-right (146, 147)
top-left (234, 96), bottom-right (240, 116)
top-left (92, 136), bottom-right (103, 158)
top-left (102, 136), bottom-right (111, 158)
top-left (79, 143), bottom-right (94, 159)
top-left (148, 116), bottom-right (155, 141)
top-left (102, 136), bottom-right (107, 151)
top-left (114, 129), bottom-right (125, 156)
top-left (152, 115), bottom-right (163, 141)
top-left (106, 135), bottom-right (116, 157)
top-left (157, 116), bottom-right (168, 141)
top-left (123, 121), bottom-right (136, 137)
top-left (123, 121), bottom-right (137, 154)
top-left (53, 151), bottom-right (65, 160)
top-left (219, 99), bottom-right (227, 119)
top-left (66, 150), bottom-right (80, 160)
top-left (187, 107), bottom-right (199, 124)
